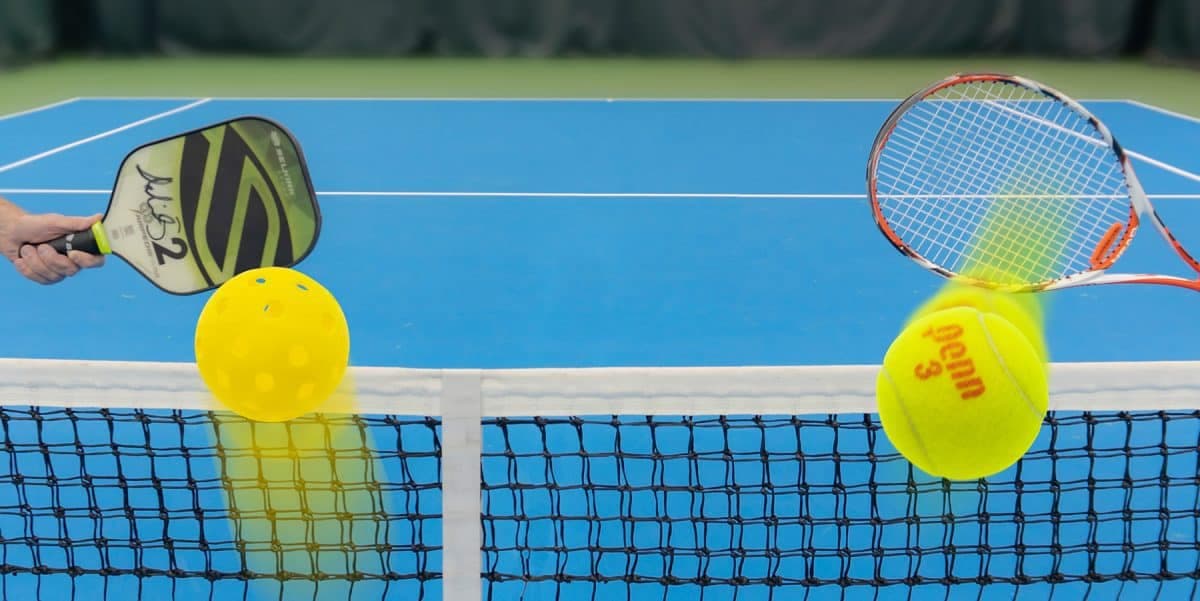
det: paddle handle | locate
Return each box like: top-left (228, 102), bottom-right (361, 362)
top-left (47, 228), bottom-right (102, 255)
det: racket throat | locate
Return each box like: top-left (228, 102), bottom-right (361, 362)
top-left (1088, 221), bottom-right (1131, 270)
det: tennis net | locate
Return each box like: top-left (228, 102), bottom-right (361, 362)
top-left (0, 358), bottom-right (1198, 600)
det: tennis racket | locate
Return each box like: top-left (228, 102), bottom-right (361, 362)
top-left (867, 72), bottom-right (1200, 293)
top-left (44, 117), bottom-right (321, 295)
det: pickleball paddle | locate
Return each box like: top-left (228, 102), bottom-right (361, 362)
top-left (46, 116), bottom-right (321, 295)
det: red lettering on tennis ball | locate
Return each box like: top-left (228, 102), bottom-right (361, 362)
top-left (915, 320), bottom-right (987, 400)
top-left (914, 361), bottom-right (942, 379)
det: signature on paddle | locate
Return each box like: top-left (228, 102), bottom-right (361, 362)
top-left (132, 165), bottom-right (180, 241)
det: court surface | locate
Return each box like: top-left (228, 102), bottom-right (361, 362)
top-left (0, 97), bottom-right (1199, 600)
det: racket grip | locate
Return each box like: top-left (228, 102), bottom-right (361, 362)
top-left (47, 229), bottom-right (101, 256)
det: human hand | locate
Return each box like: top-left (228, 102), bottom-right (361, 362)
top-left (0, 211), bottom-right (106, 285)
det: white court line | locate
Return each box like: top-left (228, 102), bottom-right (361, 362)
top-left (0, 98), bottom-right (82, 123)
top-left (0, 189), bottom-right (862, 199)
top-left (320, 190), bottom-right (1200, 200)
top-left (0, 99), bottom-right (212, 175)
top-left (0, 188), bottom-right (110, 195)
top-left (77, 95), bottom-right (906, 103)
top-left (320, 191), bottom-right (866, 199)
top-left (4, 188), bottom-right (1200, 201)
top-left (72, 95), bottom-right (1138, 104)
top-left (1128, 150), bottom-right (1200, 185)
top-left (1124, 99), bottom-right (1200, 126)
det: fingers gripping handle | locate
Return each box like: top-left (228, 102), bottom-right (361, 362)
top-left (48, 229), bottom-right (100, 255)
top-left (47, 223), bottom-right (109, 256)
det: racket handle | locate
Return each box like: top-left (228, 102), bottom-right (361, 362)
top-left (47, 229), bottom-right (101, 256)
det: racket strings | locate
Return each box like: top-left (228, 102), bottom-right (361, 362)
top-left (967, 115), bottom-right (1094, 281)
top-left (888, 83), bottom-right (1123, 282)
top-left (874, 78), bottom-right (1132, 287)
top-left (927, 90), bottom-right (1059, 274)
top-left (878, 90), bottom-right (1058, 271)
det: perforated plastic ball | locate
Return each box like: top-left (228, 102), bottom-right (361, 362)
top-left (194, 267), bottom-right (350, 422)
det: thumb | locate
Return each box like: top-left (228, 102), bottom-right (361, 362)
top-left (24, 213), bottom-right (102, 241)
top-left (56, 213), bottom-right (103, 232)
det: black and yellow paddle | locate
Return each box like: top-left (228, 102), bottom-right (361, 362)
top-left (47, 117), bottom-right (321, 295)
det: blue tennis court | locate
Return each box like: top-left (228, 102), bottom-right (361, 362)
top-left (0, 97), bottom-right (1199, 600)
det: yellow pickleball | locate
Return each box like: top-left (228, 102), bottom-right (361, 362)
top-left (194, 267), bottom-right (350, 422)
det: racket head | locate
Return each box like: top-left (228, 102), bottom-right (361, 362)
top-left (866, 73), bottom-right (1143, 292)
top-left (98, 117), bottom-right (321, 295)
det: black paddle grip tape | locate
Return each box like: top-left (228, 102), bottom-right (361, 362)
top-left (47, 229), bottom-right (101, 256)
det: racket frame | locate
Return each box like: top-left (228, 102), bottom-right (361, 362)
top-left (867, 72), bottom-right (1200, 293)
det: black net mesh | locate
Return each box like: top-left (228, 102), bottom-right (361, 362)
top-left (0, 407), bottom-right (1198, 600)
top-left (0, 408), bottom-right (440, 600)
top-left (479, 411), bottom-right (1200, 599)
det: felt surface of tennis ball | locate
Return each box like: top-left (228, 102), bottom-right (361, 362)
top-left (909, 283), bottom-right (1049, 362)
top-left (877, 306), bottom-right (1048, 480)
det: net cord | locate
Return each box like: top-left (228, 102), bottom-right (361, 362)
top-left (1, 358), bottom-right (1197, 419)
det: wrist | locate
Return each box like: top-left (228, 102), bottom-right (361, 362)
top-left (0, 197), bottom-right (25, 222)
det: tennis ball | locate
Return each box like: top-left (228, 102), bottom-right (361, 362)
top-left (876, 306), bottom-right (1048, 480)
top-left (195, 267), bottom-right (350, 422)
top-left (909, 283), bottom-right (1049, 362)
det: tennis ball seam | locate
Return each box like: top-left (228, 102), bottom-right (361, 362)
top-left (880, 367), bottom-right (939, 476)
top-left (976, 311), bottom-right (1045, 421)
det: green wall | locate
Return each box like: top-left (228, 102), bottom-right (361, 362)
top-left (4, 0), bottom-right (1196, 65)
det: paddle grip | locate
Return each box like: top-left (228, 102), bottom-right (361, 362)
top-left (47, 229), bottom-right (101, 256)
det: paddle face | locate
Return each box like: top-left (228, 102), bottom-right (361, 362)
top-left (98, 117), bottom-right (320, 295)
